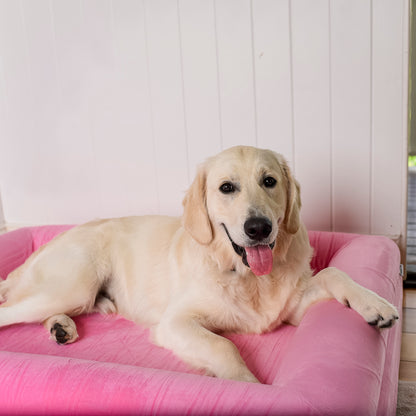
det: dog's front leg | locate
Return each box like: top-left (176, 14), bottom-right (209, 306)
top-left (154, 314), bottom-right (259, 383)
top-left (289, 267), bottom-right (399, 328)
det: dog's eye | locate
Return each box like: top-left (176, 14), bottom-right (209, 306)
top-left (219, 182), bottom-right (235, 194)
top-left (263, 177), bottom-right (277, 188)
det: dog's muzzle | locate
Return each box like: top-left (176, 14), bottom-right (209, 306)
top-left (222, 222), bottom-right (275, 276)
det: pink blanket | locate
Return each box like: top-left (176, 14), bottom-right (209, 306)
top-left (0, 226), bottom-right (402, 415)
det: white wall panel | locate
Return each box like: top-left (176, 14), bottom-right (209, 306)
top-left (144, 0), bottom-right (189, 215)
top-left (0, 0), bottom-right (43, 223)
top-left (110, 0), bottom-right (157, 216)
top-left (21, 0), bottom-right (65, 222)
top-left (178, 0), bottom-right (222, 178)
top-left (80, 0), bottom-right (119, 218)
top-left (0, 17), bottom-right (8, 230)
top-left (290, 0), bottom-right (332, 231)
top-left (0, 191), bottom-right (4, 230)
top-left (215, 0), bottom-right (257, 148)
top-left (0, 0), bottom-right (409, 247)
top-left (331, 0), bottom-right (372, 234)
top-left (251, 0), bottom-right (293, 160)
top-left (50, 0), bottom-right (100, 222)
top-left (371, 0), bottom-right (407, 237)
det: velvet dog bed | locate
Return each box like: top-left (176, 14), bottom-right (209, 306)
top-left (0, 226), bottom-right (402, 415)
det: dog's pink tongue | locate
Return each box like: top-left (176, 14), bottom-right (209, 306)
top-left (245, 245), bottom-right (273, 276)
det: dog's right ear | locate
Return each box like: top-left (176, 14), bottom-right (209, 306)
top-left (182, 166), bottom-right (213, 245)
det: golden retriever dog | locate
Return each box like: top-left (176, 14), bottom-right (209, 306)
top-left (0, 146), bottom-right (399, 383)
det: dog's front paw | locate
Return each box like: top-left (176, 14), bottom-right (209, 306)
top-left (353, 292), bottom-right (399, 329)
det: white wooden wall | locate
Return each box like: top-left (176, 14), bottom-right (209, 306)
top-left (0, 0), bottom-right (409, 243)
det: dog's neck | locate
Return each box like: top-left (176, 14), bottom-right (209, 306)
top-left (205, 234), bottom-right (247, 276)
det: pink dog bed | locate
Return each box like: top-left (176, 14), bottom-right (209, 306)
top-left (0, 226), bottom-right (402, 415)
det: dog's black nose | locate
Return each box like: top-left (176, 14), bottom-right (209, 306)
top-left (244, 217), bottom-right (272, 241)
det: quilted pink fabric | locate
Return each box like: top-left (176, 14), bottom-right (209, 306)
top-left (0, 226), bottom-right (402, 415)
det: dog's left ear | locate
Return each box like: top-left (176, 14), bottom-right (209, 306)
top-left (182, 166), bottom-right (213, 245)
top-left (277, 156), bottom-right (301, 235)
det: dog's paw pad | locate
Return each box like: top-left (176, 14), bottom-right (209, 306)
top-left (379, 316), bottom-right (399, 329)
top-left (50, 322), bottom-right (78, 344)
top-left (367, 314), bottom-right (384, 326)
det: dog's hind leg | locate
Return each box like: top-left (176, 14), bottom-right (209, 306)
top-left (0, 293), bottom-right (93, 346)
top-left (0, 265), bottom-right (25, 303)
top-left (0, 295), bottom-right (69, 327)
top-left (0, 279), bottom-right (11, 303)
top-left (0, 268), bottom-right (99, 334)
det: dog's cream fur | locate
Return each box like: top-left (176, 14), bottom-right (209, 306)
top-left (0, 146), bottom-right (399, 383)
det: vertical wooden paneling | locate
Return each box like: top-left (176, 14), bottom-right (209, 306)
top-left (144, 0), bottom-right (189, 215)
top-left (251, 0), bottom-right (293, 160)
top-left (81, 0), bottom-right (127, 219)
top-left (22, 0), bottom-right (81, 223)
top-left (178, 0), bottom-right (222, 178)
top-left (50, 0), bottom-right (99, 223)
top-left (371, 0), bottom-right (407, 238)
top-left (0, 190), bottom-right (4, 229)
top-left (0, 0), bottom-right (40, 223)
top-left (0, 33), bottom-right (8, 217)
top-left (330, 0), bottom-right (372, 234)
top-left (290, 0), bottom-right (332, 231)
top-left (0, 0), bottom-right (409, 242)
top-left (0, 40), bottom-right (5, 231)
top-left (101, 0), bottom-right (157, 216)
top-left (214, 0), bottom-right (256, 148)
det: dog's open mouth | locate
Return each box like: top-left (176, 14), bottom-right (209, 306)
top-left (222, 224), bottom-right (275, 276)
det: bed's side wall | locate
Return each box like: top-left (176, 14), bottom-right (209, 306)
top-left (0, 0), bottom-right (409, 245)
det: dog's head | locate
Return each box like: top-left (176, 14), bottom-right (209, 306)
top-left (182, 146), bottom-right (301, 276)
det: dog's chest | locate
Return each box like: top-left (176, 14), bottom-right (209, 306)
top-left (213, 273), bottom-right (292, 333)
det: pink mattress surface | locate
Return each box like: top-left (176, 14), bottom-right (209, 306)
top-left (0, 226), bottom-right (402, 415)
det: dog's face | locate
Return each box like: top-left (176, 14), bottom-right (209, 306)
top-left (183, 146), bottom-right (301, 276)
